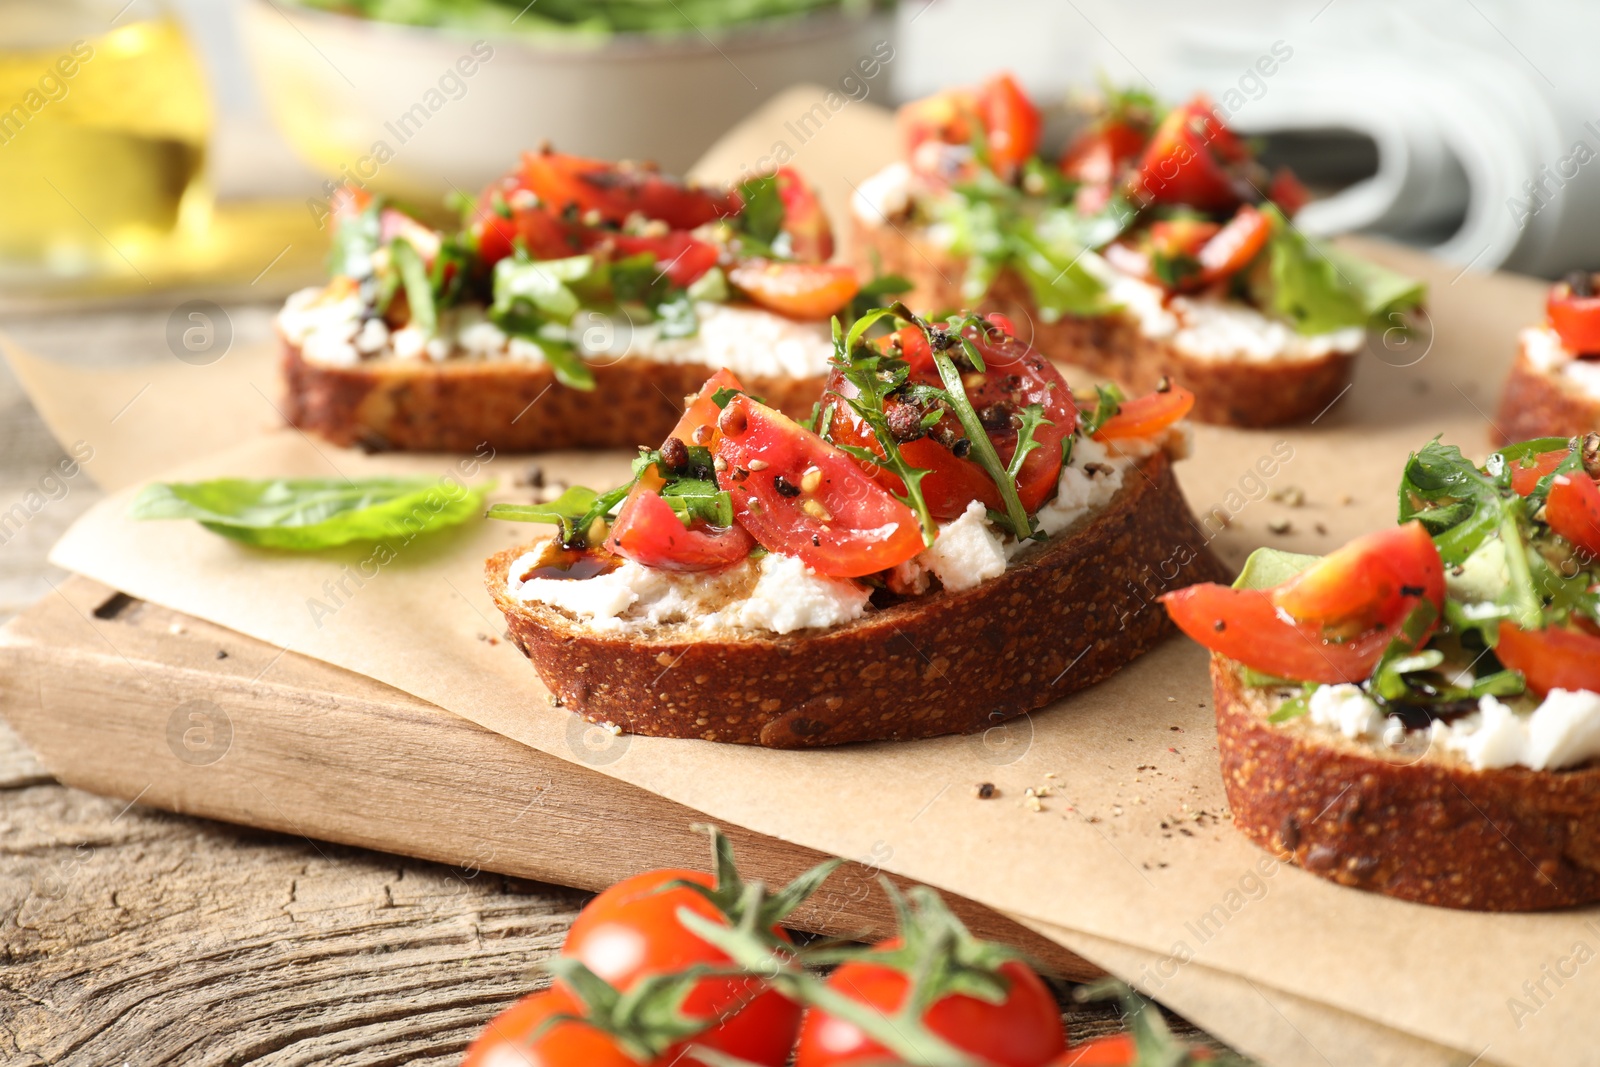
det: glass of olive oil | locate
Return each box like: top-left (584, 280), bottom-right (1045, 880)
top-left (0, 0), bottom-right (210, 283)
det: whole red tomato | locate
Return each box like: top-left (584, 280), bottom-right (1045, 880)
top-left (793, 950), bottom-right (1065, 1067)
top-left (461, 988), bottom-right (646, 1067)
top-left (562, 868), bottom-right (799, 1067)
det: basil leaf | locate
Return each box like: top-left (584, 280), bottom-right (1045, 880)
top-left (131, 477), bottom-right (488, 550)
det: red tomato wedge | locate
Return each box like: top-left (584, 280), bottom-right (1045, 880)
top-left (713, 393), bottom-right (924, 578)
top-left (1161, 522), bottom-right (1444, 684)
top-left (1496, 623), bottom-right (1600, 697)
top-left (1196, 204), bottom-right (1271, 282)
top-left (611, 231), bottom-right (720, 288)
top-left (774, 166), bottom-right (835, 262)
top-left (1545, 472), bottom-right (1600, 557)
top-left (793, 953), bottom-right (1065, 1067)
top-left (521, 149), bottom-right (737, 229)
top-left (471, 175), bottom-right (581, 264)
top-left (609, 370), bottom-right (756, 571)
top-left (1054, 1033), bottom-right (1136, 1066)
top-left (898, 87), bottom-right (978, 163)
top-left (1061, 120), bottom-right (1147, 187)
top-left (1131, 96), bottom-right (1243, 213)
top-left (728, 260), bottom-right (860, 320)
top-left (1268, 166), bottom-right (1311, 217)
top-left (1547, 278), bottom-right (1600, 356)
top-left (826, 318), bottom-right (1076, 520)
top-left (1509, 449), bottom-right (1568, 496)
top-left (562, 868), bottom-right (799, 1067)
top-left (462, 989), bottom-right (642, 1067)
top-left (1093, 386), bottom-right (1195, 442)
top-left (977, 72), bottom-right (1042, 175)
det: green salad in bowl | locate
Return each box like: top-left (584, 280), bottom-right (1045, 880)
top-left (292, 0), bottom-right (889, 36)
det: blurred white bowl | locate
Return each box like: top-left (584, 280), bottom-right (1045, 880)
top-left (241, 0), bottom-right (896, 207)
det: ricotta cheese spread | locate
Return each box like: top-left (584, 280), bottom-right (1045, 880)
top-left (507, 544), bottom-right (869, 636)
top-left (508, 424), bottom-right (1179, 636)
top-left (1520, 325), bottom-right (1600, 399)
top-left (279, 287), bottom-right (834, 381)
top-left (1299, 682), bottom-right (1600, 772)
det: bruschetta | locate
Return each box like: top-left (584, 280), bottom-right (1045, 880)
top-left (1163, 434), bottom-right (1600, 910)
top-left (1495, 273), bottom-right (1600, 443)
top-left (486, 305), bottom-right (1227, 746)
top-left (851, 77), bottom-right (1426, 427)
top-left (279, 151), bottom-right (874, 452)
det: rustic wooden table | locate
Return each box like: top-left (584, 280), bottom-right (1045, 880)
top-left (0, 303), bottom-right (1223, 1065)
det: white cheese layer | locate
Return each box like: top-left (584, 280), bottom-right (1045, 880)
top-left (279, 288), bottom-right (834, 381)
top-left (1520, 325), bottom-right (1600, 399)
top-left (1435, 690), bottom-right (1600, 771)
top-left (1298, 683), bottom-right (1600, 771)
top-left (507, 544), bottom-right (869, 636)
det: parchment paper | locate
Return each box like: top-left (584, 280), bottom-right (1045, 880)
top-left (22, 88), bottom-right (1587, 1066)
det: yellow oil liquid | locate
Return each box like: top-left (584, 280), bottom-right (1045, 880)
top-left (0, 15), bottom-right (210, 277)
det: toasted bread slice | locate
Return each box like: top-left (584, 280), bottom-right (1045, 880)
top-left (1212, 658), bottom-right (1600, 911)
top-left (855, 220), bottom-right (1355, 428)
top-left (281, 341), bottom-right (825, 453)
top-left (1494, 330), bottom-right (1600, 444)
top-left (487, 451), bottom-right (1227, 747)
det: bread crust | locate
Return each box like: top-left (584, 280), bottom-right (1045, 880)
top-left (486, 452), bottom-right (1228, 747)
top-left (854, 218), bottom-right (1355, 428)
top-left (281, 340), bottom-right (825, 453)
top-left (1493, 339), bottom-right (1600, 445)
top-left (1212, 658), bottom-right (1600, 911)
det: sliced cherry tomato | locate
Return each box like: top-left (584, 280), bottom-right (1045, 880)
top-left (1093, 386), bottom-right (1195, 441)
top-left (1054, 1033), bottom-right (1136, 1066)
top-left (793, 953), bottom-right (1065, 1067)
top-left (977, 72), bottom-right (1042, 176)
top-left (774, 167), bottom-right (835, 262)
top-left (1161, 522), bottom-right (1444, 684)
top-left (1052, 1033), bottom-right (1214, 1066)
top-left (610, 370), bottom-right (756, 571)
top-left (1546, 277), bottom-right (1600, 356)
top-left (462, 988), bottom-right (643, 1067)
top-left (1061, 120), bottom-right (1148, 208)
top-left (727, 260), bottom-right (860, 320)
top-left (472, 175), bottom-right (581, 265)
top-left (898, 87), bottom-right (978, 162)
top-left (1268, 166), bottom-right (1311, 217)
top-left (713, 393), bottom-right (924, 577)
top-left (562, 868), bottom-right (799, 1067)
top-left (1196, 204), bottom-right (1271, 282)
top-left (827, 318), bottom-right (1075, 520)
top-left (1130, 96), bottom-right (1243, 213)
top-left (1509, 449), bottom-right (1568, 496)
top-left (1149, 218), bottom-right (1220, 260)
top-left (329, 184), bottom-right (372, 228)
top-left (522, 149), bottom-right (737, 229)
top-left (1496, 623), bottom-right (1600, 697)
top-left (1545, 472), bottom-right (1600, 557)
top-left (612, 231), bottom-right (720, 288)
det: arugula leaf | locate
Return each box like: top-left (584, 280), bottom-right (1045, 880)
top-left (1266, 691), bottom-right (1313, 723)
top-left (733, 174), bottom-right (784, 248)
top-left (390, 237), bottom-right (437, 337)
top-left (661, 478), bottom-right (734, 529)
top-left (1397, 439), bottom-right (1503, 563)
top-left (1006, 404), bottom-right (1051, 482)
top-left (488, 483), bottom-right (629, 547)
top-left (941, 317), bottom-right (1033, 539)
top-left (131, 477), bottom-right (487, 550)
top-left (493, 254), bottom-right (590, 321)
top-left (1078, 382), bottom-right (1125, 437)
top-left (825, 312), bottom-right (938, 546)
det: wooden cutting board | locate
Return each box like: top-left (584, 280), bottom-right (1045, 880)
top-left (0, 574), bottom-right (1097, 979)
